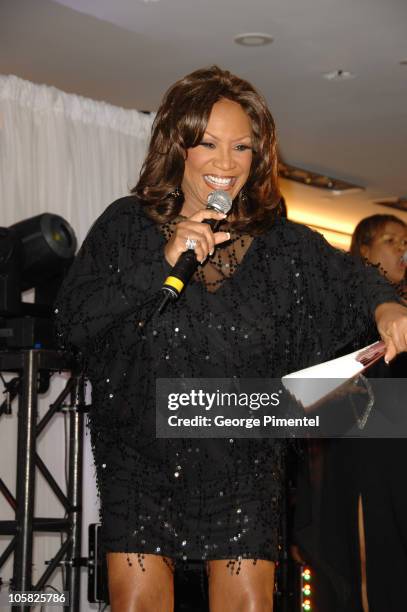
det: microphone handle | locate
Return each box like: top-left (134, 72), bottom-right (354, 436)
top-left (162, 217), bottom-right (221, 299)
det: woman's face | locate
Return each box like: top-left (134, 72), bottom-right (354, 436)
top-left (181, 98), bottom-right (253, 215)
top-left (361, 221), bottom-right (407, 283)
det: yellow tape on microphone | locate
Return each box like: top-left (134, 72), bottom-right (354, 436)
top-left (163, 275), bottom-right (185, 296)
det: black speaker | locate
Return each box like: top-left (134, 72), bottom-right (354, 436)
top-left (87, 523), bottom-right (109, 604)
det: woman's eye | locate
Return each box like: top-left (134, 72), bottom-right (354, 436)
top-left (235, 144), bottom-right (252, 151)
top-left (200, 142), bottom-right (215, 149)
top-left (380, 235), bottom-right (395, 244)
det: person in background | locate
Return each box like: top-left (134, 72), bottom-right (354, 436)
top-left (295, 214), bottom-right (407, 612)
top-left (351, 213), bottom-right (406, 300)
top-left (349, 214), bottom-right (406, 611)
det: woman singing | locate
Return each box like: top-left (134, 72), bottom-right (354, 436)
top-left (54, 66), bottom-right (407, 612)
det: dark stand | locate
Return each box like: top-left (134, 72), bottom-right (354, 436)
top-left (0, 350), bottom-right (84, 611)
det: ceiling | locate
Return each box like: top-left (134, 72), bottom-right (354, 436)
top-left (1, 0), bottom-right (407, 247)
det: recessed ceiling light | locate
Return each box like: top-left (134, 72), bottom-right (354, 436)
top-left (234, 33), bottom-right (274, 47)
top-left (323, 69), bottom-right (356, 81)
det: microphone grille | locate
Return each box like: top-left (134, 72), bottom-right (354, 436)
top-left (207, 190), bottom-right (233, 214)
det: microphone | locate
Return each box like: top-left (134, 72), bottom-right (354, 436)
top-left (402, 251), bottom-right (407, 264)
top-left (161, 190), bottom-right (233, 301)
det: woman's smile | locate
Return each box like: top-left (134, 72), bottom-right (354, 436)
top-left (203, 174), bottom-right (237, 190)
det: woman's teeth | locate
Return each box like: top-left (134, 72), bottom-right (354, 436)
top-left (204, 175), bottom-right (234, 187)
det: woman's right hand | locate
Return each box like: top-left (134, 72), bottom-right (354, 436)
top-left (164, 209), bottom-right (231, 266)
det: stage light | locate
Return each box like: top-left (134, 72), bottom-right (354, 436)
top-left (10, 213), bottom-right (76, 291)
top-left (301, 566), bottom-right (314, 611)
top-left (278, 161), bottom-right (363, 195)
top-left (374, 197), bottom-right (407, 213)
top-left (0, 213), bottom-right (77, 348)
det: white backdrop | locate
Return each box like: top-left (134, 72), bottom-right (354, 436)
top-left (0, 74), bottom-right (154, 243)
top-left (0, 74), bottom-right (154, 611)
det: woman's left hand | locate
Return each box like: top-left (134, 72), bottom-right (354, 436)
top-left (374, 302), bottom-right (407, 363)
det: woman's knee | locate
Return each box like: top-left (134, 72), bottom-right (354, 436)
top-left (107, 553), bottom-right (174, 612)
top-left (233, 585), bottom-right (274, 612)
top-left (243, 590), bottom-right (274, 612)
top-left (208, 559), bottom-right (274, 612)
top-left (211, 588), bottom-right (273, 612)
top-left (109, 587), bottom-right (171, 612)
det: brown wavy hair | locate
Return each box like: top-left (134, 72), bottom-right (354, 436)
top-left (132, 65), bottom-right (281, 234)
top-left (350, 214), bottom-right (406, 258)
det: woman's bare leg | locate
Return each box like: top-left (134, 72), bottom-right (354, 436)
top-left (358, 496), bottom-right (369, 612)
top-left (208, 559), bottom-right (275, 612)
top-left (107, 553), bottom-right (174, 612)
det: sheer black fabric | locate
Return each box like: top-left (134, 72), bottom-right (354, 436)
top-left (54, 196), bottom-right (398, 563)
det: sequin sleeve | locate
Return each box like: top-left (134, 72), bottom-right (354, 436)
top-left (300, 225), bottom-right (401, 355)
top-left (54, 197), bottom-right (170, 352)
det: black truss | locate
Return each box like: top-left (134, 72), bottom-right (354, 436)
top-left (0, 350), bottom-right (85, 612)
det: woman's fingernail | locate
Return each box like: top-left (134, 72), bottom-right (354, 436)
top-left (210, 250), bottom-right (214, 256)
top-left (226, 232), bottom-right (231, 240)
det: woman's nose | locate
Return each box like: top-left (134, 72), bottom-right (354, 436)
top-left (214, 147), bottom-right (235, 170)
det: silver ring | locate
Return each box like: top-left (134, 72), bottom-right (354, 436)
top-left (185, 237), bottom-right (197, 250)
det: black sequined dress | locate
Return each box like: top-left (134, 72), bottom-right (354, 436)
top-left (54, 196), bottom-right (397, 563)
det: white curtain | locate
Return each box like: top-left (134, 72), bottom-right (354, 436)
top-left (0, 74), bottom-right (154, 610)
top-left (0, 74), bottom-right (154, 242)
